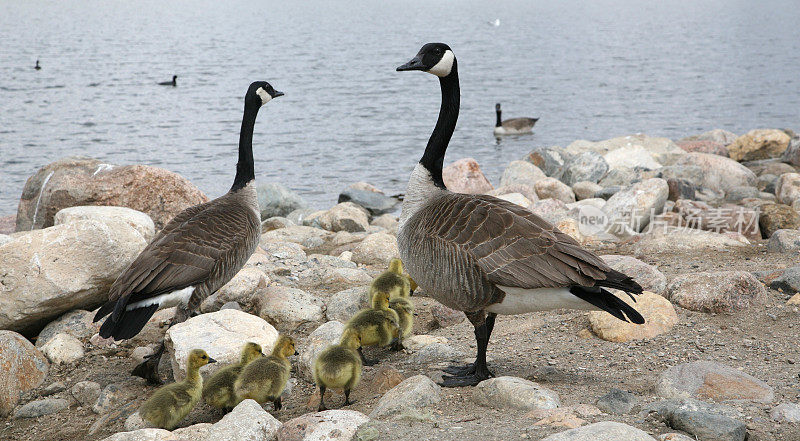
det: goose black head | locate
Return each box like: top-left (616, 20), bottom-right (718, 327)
top-left (247, 81), bottom-right (284, 107)
top-left (496, 103), bottom-right (501, 111)
top-left (396, 43), bottom-right (456, 77)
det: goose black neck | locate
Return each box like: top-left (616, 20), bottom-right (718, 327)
top-left (420, 65), bottom-right (459, 189)
top-left (495, 109), bottom-right (502, 127)
top-left (230, 101), bottom-right (260, 192)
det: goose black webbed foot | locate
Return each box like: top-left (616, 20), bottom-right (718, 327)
top-left (132, 344), bottom-right (165, 385)
top-left (389, 338), bottom-right (405, 351)
top-left (358, 347), bottom-right (378, 366)
top-left (443, 361), bottom-right (477, 376)
top-left (439, 363), bottom-right (494, 387)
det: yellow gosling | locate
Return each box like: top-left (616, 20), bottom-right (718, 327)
top-left (139, 349), bottom-right (215, 430)
top-left (313, 328), bottom-right (362, 411)
top-left (345, 291), bottom-right (399, 365)
top-left (369, 258), bottom-right (414, 350)
top-left (234, 335), bottom-right (297, 411)
top-left (202, 342), bottom-right (263, 411)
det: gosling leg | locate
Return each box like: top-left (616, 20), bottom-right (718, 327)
top-left (273, 396), bottom-right (282, 411)
top-left (318, 385), bottom-right (327, 412)
top-left (344, 388), bottom-right (353, 406)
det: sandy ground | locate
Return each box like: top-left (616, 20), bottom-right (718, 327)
top-left (3, 243), bottom-right (800, 441)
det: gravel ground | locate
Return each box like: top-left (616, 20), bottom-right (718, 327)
top-left (3, 243), bottom-right (799, 441)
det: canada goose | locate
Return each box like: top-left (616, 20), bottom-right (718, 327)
top-left (313, 328), bottom-right (362, 411)
top-left (159, 75), bottom-right (177, 86)
top-left (34, 60), bottom-right (41, 70)
top-left (93, 81), bottom-right (284, 383)
top-left (139, 349), bottom-right (216, 430)
top-left (344, 291), bottom-right (400, 366)
top-left (202, 342), bottom-right (264, 411)
top-left (395, 43), bottom-right (644, 387)
top-left (494, 103), bottom-right (538, 136)
top-left (370, 258), bottom-right (413, 350)
top-left (234, 335), bottom-right (297, 411)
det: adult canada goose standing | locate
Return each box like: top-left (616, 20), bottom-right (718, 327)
top-left (396, 43), bottom-right (644, 387)
top-left (93, 81), bottom-right (284, 382)
top-left (159, 75), bottom-right (177, 86)
top-left (494, 103), bottom-right (537, 136)
top-left (34, 59), bottom-right (41, 70)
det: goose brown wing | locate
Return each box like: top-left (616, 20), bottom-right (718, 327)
top-left (99, 198), bottom-right (255, 321)
top-left (419, 193), bottom-right (613, 290)
top-left (501, 117), bottom-right (537, 130)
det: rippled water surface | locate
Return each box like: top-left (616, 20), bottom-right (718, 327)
top-left (1, 0), bottom-right (799, 215)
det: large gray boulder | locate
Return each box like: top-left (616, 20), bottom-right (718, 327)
top-left (562, 152), bottom-right (608, 185)
top-left (673, 153), bottom-right (757, 194)
top-left (0, 218), bottom-right (149, 334)
top-left (165, 309), bottom-right (279, 381)
top-left (338, 188), bottom-right (397, 215)
top-left (256, 182), bottom-right (307, 219)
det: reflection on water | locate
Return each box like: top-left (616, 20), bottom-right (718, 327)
top-left (1, 0), bottom-right (799, 215)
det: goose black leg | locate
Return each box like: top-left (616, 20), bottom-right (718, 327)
top-left (440, 312), bottom-right (496, 387)
top-left (132, 304), bottom-right (192, 384)
top-left (131, 342), bottom-right (165, 384)
top-left (318, 385), bottom-right (327, 411)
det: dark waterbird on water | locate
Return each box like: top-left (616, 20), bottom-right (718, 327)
top-left (159, 75), bottom-right (177, 86)
top-left (493, 103), bottom-right (538, 136)
top-left (93, 81), bottom-right (284, 383)
top-left (34, 60), bottom-right (41, 70)
top-left (395, 43), bottom-right (644, 387)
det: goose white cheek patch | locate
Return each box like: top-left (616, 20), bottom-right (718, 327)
top-left (428, 50), bottom-right (455, 77)
top-left (256, 87), bottom-right (272, 105)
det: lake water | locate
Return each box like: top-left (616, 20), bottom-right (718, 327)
top-left (1, 0), bottom-right (799, 216)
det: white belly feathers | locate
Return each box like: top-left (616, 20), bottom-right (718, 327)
top-left (126, 286), bottom-right (195, 311)
top-left (485, 286), bottom-right (599, 315)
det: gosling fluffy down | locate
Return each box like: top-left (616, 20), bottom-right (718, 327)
top-left (313, 328), bottom-right (362, 411)
top-left (370, 259), bottom-right (414, 349)
top-left (345, 291), bottom-right (399, 365)
top-left (202, 342), bottom-right (263, 410)
top-left (234, 335), bottom-right (297, 410)
top-left (140, 349), bottom-right (215, 430)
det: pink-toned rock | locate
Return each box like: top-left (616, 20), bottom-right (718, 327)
top-left (672, 200), bottom-right (761, 240)
top-left (676, 140), bottom-right (729, 156)
top-left (775, 172), bottom-right (800, 205)
top-left (656, 361), bottom-right (774, 403)
top-left (16, 157), bottom-right (208, 231)
top-left (442, 158), bottom-right (493, 194)
top-left (366, 366), bottom-right (405, 394)
top-left (0, 214), bottom-right (15, 235)
top-left (0, 331), bottom-right (49, 417)
top-left (487, 184), bottom-right (538, 204)
top-left (666, 271), bottom-right (767, 313)
top-left (530, 408), bottom-right (587, 429)
top-left (431, 303), bottom-right (465, 328)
